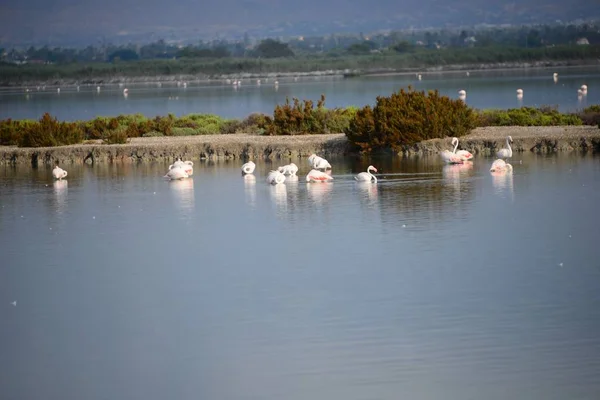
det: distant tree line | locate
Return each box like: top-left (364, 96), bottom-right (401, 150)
top-left (1, 22), bottom-right (598, 65)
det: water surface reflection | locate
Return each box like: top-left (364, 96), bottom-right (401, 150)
top-left (1, 154), bottom-right (600, 400)
top-left (168, 178), bottom-right (195, 216)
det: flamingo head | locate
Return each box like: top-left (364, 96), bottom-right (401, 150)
top-left (508, 136), bottom-right (513, 143)
top-left (451, 137), bottom-right (458, 145)
top-left (368, 165), bottom-right (378, 173)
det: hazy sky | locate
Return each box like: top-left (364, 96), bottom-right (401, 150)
top-left (0, 0), bottom-right (596, 44)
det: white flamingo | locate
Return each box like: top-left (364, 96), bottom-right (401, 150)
top-left (355, 165), bottom-right (378, 182)
top-left (170, 159), bottom-right (193, 175)
top-left (277, 162), bottom-right (298, 176)
top-left (267, 170), bottom-right (286, 185)
top-left (490, 159), bottom-right (513, 173)
top-left (496, 136), bottom-right (513, 159)
top-left (306, 169), bottom-right (333, 182)
top-left (308, 154), bottom-right (332, 170)
top-left (164, 166), bottom-right (189, 180)
top-left (440, 140), bottom-right (464, 164)
top-left (452, 137), bottom-right (474, 161)
top-left (241, 161), bottom-right (256, 174)
top-left (52, 164), bottom-right (68, 180)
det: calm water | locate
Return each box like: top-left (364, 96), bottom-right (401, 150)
top-left (0, 66), bottom-right (599, 121)
top-left (1, 154), bottom-right (600, 400)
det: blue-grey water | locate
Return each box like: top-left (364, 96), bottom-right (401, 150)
top-left (1, 154), bottom-right (600, 400)
top-left (0, 66), bottom-right (599, 121)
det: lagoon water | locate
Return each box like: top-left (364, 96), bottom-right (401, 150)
top-left (1, 66), bottom-right (599, 121)
top-left (1, 154), bottom-right (600, 400)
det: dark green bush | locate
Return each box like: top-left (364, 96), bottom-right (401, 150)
top-left (344, 87), bottom-right (477, 152)
top-left (230, 113), bottom-right (272, 135)
top-left (20, 113), bottom-right (84, 147)
top-left (267, 94), bottom-right (352, 135)
top-left (102, 127), bottom-right (129, 144)
top-left (142, 131), bottom-right (164, 137)
top-left (577, 104), bottom-right (600, 126)
top-left (171, 127), bottom-right (198, 136)
top-left (0, 119), bottom-right (36, 145)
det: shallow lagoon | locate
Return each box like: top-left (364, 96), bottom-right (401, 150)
top-left (1, 66), bottom-right (599, 121)
top-left (1, 153), bottom-right (600, 400)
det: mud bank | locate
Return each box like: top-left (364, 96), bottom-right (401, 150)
top-left (403, 126), bottom-right (600, 156)
top-left (0, 134), bottom-right (349, 165)
top-left (1, 126), bottom-right (599, 165)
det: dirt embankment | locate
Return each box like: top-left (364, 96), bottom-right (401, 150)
top-left (1, 126), bottom-right (599, 165)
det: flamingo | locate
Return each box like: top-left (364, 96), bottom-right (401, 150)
top-left (170, 160), bottom-right (193, 176)
top-left (306, 169), bottom-right (333, 183)
top-left (52, 163), bottom-right (68, 180)
top-left (170, 159), bottom-right (194, 175)
top-left (496, 136), bottom-right (513, 159)
top-left (490, 159), bottom-right (513, 173)
top-left (440, 140), bottom-right (464, 164)
top-left (355, 165), bottom-right (378, 182)
top-left (164, 166), bottom-right (189, 180)
top-left (277, 162), bottom-right (298, 176)
top-left (452, 137), bottom-right (474, 161)
top-left (241, 161), bottom-right (256, 174)
top-left (267, 170), bottom-right (286, 185)
top-left (308, 154), bottom-right (332, 170)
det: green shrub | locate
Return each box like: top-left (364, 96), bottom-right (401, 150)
top-left (577, 104), bottom-right (600, 126)
top-left (20, 113), bottom-right (84, 147)
top-left (344, 87), bottom-right (477, 152)
top-left (268, 94), bottom-right (349, 135)
top-left (219, 119), bottom-right (242, 134)
top-left (142, 130), bottom-right (164, 137)
top-left (171, 127), bottom-right (198, 136)
top-left (102, 127), bottom-right (129, 144)
top-left (0, 119), bottom-right (36, 146)
top-left (236, 113), bottom-right (272, 135)
top-left (477, 106), bottom-right (582, 126)
top-left (153, 114), bottom-right (175, 135)
top-left (322, 106), bottom-right (359, 133)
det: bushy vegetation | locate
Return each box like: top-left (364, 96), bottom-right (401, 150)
top-left (1, 98), bottom-right (598, 149)
top-left (476, 106), bottom-right (583, 126)
top-left (344, 87), bottom-right (478, 152)
top-left (577, 105), bottom-right (600, 127)
top-left (0, 112), bottom-right (247, 147)
top-left (266, 94), bottom-right (357, 135)
top-left (0, 113), bottom-right (84, 147)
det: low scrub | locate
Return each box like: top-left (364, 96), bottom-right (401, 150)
top-left (576, 105), bottom-right (600, 127)
top-left (266, 94), bottom-right (355, 135)
top-left (477, 106), bottom-right (582, 126)
top-left (344, 87), bottom-right (477, 152)
top-left (1, 113), bottom-right (84, 147)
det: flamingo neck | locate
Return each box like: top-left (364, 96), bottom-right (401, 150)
top-left (453, 140), bottom-right (458, 153)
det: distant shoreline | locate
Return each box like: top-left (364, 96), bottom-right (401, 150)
top-left (1, 60), bottom-right (597, 88)
top-left (1, 126), bottom-right (599, 165)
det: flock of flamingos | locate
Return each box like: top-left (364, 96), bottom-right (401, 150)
top-left (51, 136), bottom-right (514, 183)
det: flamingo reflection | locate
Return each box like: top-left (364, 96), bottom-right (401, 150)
top-left (491, 169), bottom-right (514, 199)
top-left (356, 180), bottom-right (378, 208)
top-left (169, 178), bottom-right (195, 213)
top-left (306, 181), bottom-right (333, 205)
top-left (243, 174), bottom-right (256, 207)
top-left (270, 182), bottom-right (287, 213)
top-left (53, 179), bottom-right (68, 214)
